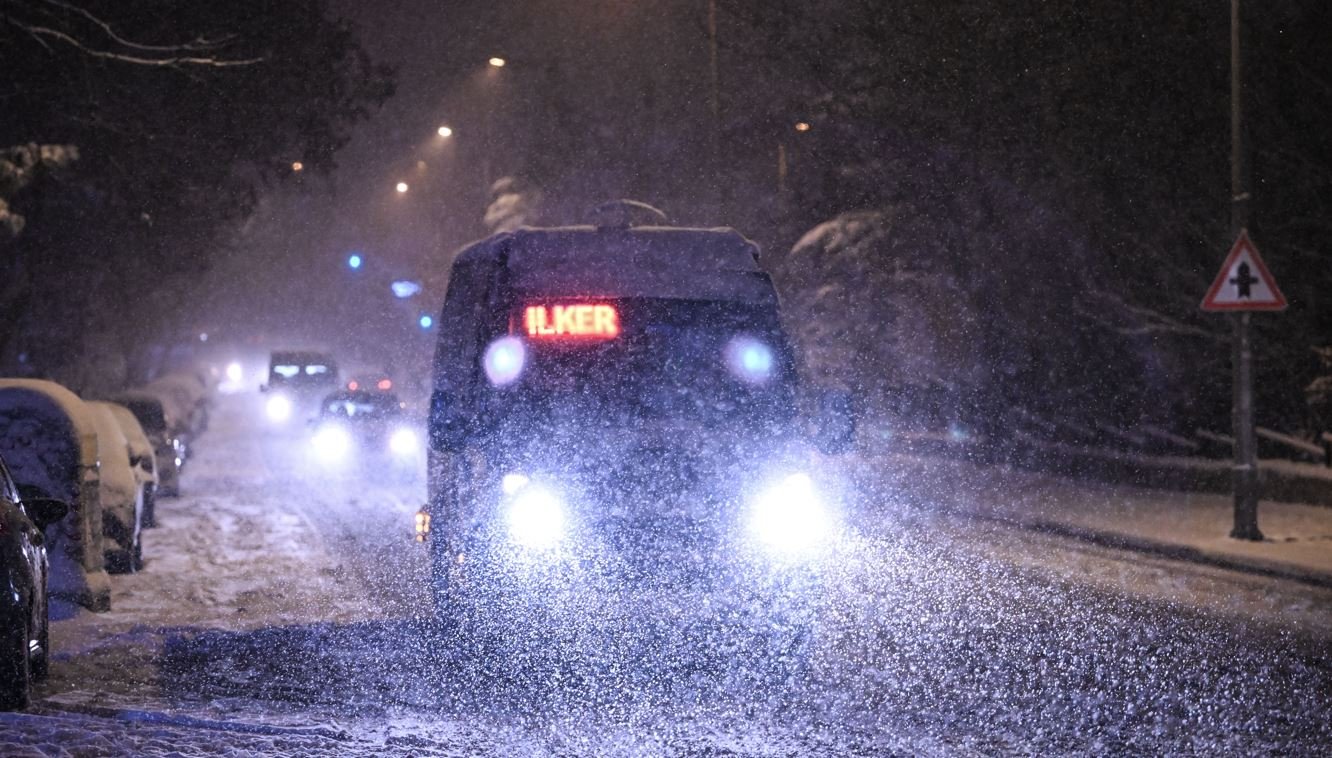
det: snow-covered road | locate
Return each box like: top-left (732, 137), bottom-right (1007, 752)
top-left (4, 393), bottom-right (1331, 756)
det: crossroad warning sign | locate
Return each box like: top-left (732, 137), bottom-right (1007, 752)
top-left (1201, 229), bottom-right (1287, 311)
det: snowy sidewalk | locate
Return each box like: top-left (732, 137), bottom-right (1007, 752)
top-left (850, 455), bottom-right (1332, 587)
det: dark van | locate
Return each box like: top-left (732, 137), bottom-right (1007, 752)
top-left (420, 211), bottom-right (855, 653)
top-left (262, 350), bottom-right (338, 424)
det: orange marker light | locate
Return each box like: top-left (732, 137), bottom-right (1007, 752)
top-left (377, 378), bottom-right (393, 390)
top-left (523, 304), bottom-right (618, 338)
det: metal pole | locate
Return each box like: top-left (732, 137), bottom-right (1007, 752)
top-left (1230, 0), bottom-right (1262, 540)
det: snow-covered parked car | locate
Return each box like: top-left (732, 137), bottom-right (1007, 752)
top-left (0, 380), bottom-right (112, 612)
top-left (0, 452), bottom-right (68, 711)
top-left (88, 403), bottom-right (146, 572)
top-left (100, 402), bottom-right (159, 528)
top-left (143, 372), bottom-right (210, 458)
top-left (112, 391), bottom-right (183, 497)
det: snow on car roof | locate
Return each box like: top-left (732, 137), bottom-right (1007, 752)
top-left (0, 379), bottom-right (101, 500)
top-left (455, 225), bottom-right (778, 303)
top-left (88, 403), bottom-right (137, 508)
top-left (96, 402), bottom-right (156, 481)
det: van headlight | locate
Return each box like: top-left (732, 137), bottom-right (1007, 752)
top-left (747, 473), bottom-right (832, 554)
top-left (388, 427), bottom-right (419, 457)
top-left (505, 483), bottom-right (566, 550)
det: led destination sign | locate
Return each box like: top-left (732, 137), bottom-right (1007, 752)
top-left (523, 304), bottom-right (619, 338)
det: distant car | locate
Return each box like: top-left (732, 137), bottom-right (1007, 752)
top-left (263, 350), bottom-right (339, 424)
top-left (308, 389), bottom-right (422, 468)
top-left (0, 454), bottom-right (69, 711)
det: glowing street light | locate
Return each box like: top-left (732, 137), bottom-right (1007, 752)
top-left (488, 57), bottom-right (506, 68)
top-left (291, 161), bottom-right (304, 172)
top-left (437, 125), bottom-right (453, 138)
top-left (794, 121), bottom-right (811, 132)
top-left (419, 314), bottom-right (434, 329)
top-left (347, 253), bottom-right (363, 270)
top-left (395, 181), bottom-right (409, 193)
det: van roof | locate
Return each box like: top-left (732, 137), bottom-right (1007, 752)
top-left (453, 225), bottom-right (777, 304)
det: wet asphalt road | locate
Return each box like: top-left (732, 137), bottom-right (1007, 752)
top-left (11, 393), bottom-right (1332, 756)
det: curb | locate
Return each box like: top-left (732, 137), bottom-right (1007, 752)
top-left (962, 509), bottom-right (1332, 591)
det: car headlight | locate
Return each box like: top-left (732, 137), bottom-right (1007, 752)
top-left (748, 473), bottom-right (831, 554)
top-left (505, 484), bottom-right (565, 550)
top-left (389, 428), bottom-right (419, 457)
top-left (266, 394), bottom-right (293, 422)
top-left (311, 423), bottom-right (352, 460)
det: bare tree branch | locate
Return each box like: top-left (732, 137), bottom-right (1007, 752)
top-left (8, 21), bottom-right (263, 66)
top-left (34, 0), bottom-right (226, 53)
top-left (1, 1), bottom-right (264, 67)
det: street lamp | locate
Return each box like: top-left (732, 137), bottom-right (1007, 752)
top-left (437, 125), bottom-right (453, 138)
top-left (794, 122), bottom-right (811, 133)
top-left (395, 181), bottom-right (409, 193)
top-left (488, 57), bottom-right (506, 68)
top-left (347, 253), bottom-right (363, 270)
top-left (291, 161), bottom-right (304, 172)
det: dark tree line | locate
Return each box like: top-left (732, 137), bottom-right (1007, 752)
top-left (713, 0), bottom-right (1332, 436)
top-left (0, 0), bottom-right (392, 392)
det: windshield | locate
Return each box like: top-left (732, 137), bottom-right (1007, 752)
top-left (485, 298), bottom-right (796, 429)
top-left (320, 390), bottom-right (402, 420)
top-left (269, 354), bottom-right (337, 387)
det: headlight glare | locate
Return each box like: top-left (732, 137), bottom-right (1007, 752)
top-left (505, 485), bottom-right (565, 550)
top-left (749, 473), bottom-right (831, 554)
top-left (312, 423), bottom-right (352, 460)
top-left (266, 394), bottom-right (292, 422)
top-left (389, 428), bottom-right (418, 456)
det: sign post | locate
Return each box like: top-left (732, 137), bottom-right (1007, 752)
top-left (1202, 230), bottom-right (1285, 540)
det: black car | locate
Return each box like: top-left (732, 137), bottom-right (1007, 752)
top-left (308, 389), bottom-right (422, 466)
top-left (418, 209), bottom-right (856, 661)
top-left (0, 454), bottom-right (69, 710)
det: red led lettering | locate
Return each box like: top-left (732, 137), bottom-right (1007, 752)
top-left (523, 303), bottom-right (618, 338)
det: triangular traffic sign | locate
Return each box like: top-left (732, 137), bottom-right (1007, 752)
top-left (1201, 229), bottom-right (1287, 311)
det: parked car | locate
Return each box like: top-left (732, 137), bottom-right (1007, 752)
top-left (111, 391), bottom-right (183, 497)
top-left (0, 380), bottom-right (112, 612)
top-left (100, 403), bottom-right (159, 528)
top-left (144, 371), bottom-right (210, 450)
top-left (87, 404), bottom-right (143, 573)
top-left (0, 453), bottom-right (70, 710)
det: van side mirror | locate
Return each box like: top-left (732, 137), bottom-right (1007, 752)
top-left (17, 485), bottom-right (70, 529)
top-left (811, 387), bottom-right (856, 455)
